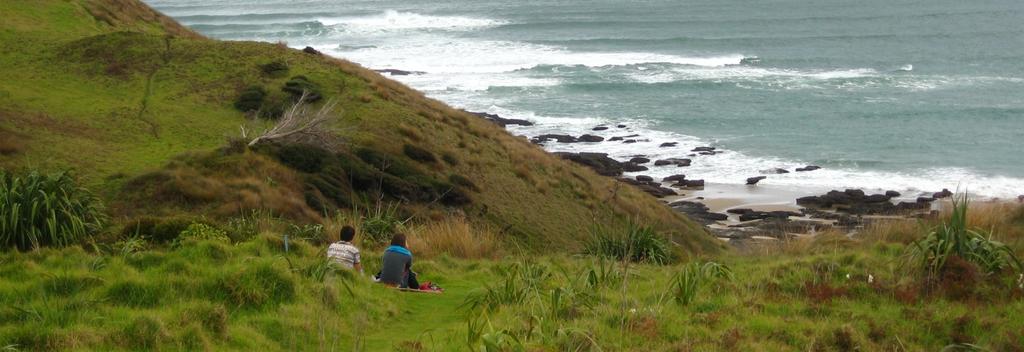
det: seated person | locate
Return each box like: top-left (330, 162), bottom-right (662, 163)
top-left (326, 226), bottom-right (363, 273)
top-left (378, 233), bottom-right (417, 288)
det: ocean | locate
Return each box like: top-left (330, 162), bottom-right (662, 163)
top-left (146, 0), bottom-right (1024, 198)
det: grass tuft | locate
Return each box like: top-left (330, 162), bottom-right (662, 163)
top-left (0, 170), bottom-right (106, 250)
top-left (585, 224), bottom-right (672, 264)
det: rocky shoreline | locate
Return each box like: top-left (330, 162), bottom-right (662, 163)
top-left (467, 110), bottom-right (967, 245)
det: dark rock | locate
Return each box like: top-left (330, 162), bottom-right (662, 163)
top-left (532, 134), bottom-right (578, 143)
top-left (917, 197), bottom-right (935, 203)
top-left (670, 201), bottom-right (725, 224)
top-left (663, 174), bottom-right (686, 183)
top-left (629, 157), bottom-right (650, 164)
top-left (609, 137), bottom-right (623, 141)
top-left (692, 146), bottom-right (716, 152)
top-left (374, 68), bottom-right (425, 76)
top-left (466, 111), bottom-right (535, 127)
top-left (933, 188), bottom-right (953, 199)
top-left (797, 196), bottom-right (826, 207)
top-left (622, 162), bottom-right (648, 172)
top-left (635, 175), bottom-right (654, 182)
top-left (739, 212), bottom-right (769, 222)
top-left (769, 211), bottom-right (801, 218)
top-left (592, 126), bottom-right (609, 131)
top-left (623, 139), bottom-right (638, 144)
top-left (617, 124), bottom-right (627, 128)
top-left (705, 212), bottom-right (729, 221)
top-left (835, 216), bottom-right (862, 227)
top-left (746, 176), bottom-right (767, 185)
top-left (760, 168), bottom-right (789, 174)
top-left (653, 158), bottom-right (691, 167)
top-left (863, 194), bottom-right (891, 203)
top-left (795, 165), bottom-right (821, 172)
top-left (885, 190), bottom-right (902, 197)
top-left (620, 178), bottom-right (677, 198)
top-left (302, 46), bottom-right (322, 55)
top-left (578, 134), bottom-right (605, 143)
top-left (699, 151), bottom-right (719, 156)
top-left (727, 208), bottom-right (754, 214)
top-left (896, 201), bottom-right (930, 211)
top-left (659, 142), bottom-right (678, 147)
top-left (681, 179), bottom-right (704, 188)
top-left (554, 152), bottom-right (623, 176)
top-left (844, 189), bottom-right (866, 198)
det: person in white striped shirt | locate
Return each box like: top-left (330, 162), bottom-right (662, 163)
top-left (327, 226), bottom-right (362, 273)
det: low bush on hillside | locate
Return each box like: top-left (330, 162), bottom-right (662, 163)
top-left (259, 61), bottom-right (289, 77)
top-left (585, 224), bottom-right (672, 264)
top-left (403, 144), bottom-right (436, 163)
top-left (0, 170), bottom-right (106, 250)
top-left (282, 75), bottom-right (322, 102)
top-left (174, 223), bottom-right (230, 246)
top-left (361, 201), bottom-right (408, 246)
top-left (233, 85), bottom-right (266, 112)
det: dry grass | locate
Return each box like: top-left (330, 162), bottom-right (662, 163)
top-left (860, 201), bottom-right (1024, 250)
top-left (407, 216), bottom-right (503, 259)
top-left (115, 151), bottom-right (320, 222)
top-left (0, 133), bottom-right (24, 155)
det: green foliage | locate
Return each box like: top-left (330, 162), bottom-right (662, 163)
top-left (668, 261), bottom-right (733, 306)
top-left (273, 143), bottom-right (330, 173)
top-left (114, 235), bottom-right (148, 257)
top-left (403, 144), bottom-right (436, 163)
top-left (463, 261), bottom-right (550, 312)
top-left (221, 261), bottom-right (296, 308)
top-left (106, 279), bottom-right (163, 307)
top-left (233, 85), bottom-right (266, 112)
top-left (287, 223), bottom-right (324, 243)
top-left (449, 174), bottom-right (479, 192)
top-left (259, 61), bottom-right (289, 77)
top-left (282, 75), bottom-right (322, 102)
top-left (0, 170), bottom-right (105, 250)
top-left (174, 223), bottom-right (230, 246)
top-left (907, 193), bottom-right (1022, 279)
top-left (585, 224), bottom-right (672, 264)
top-left (362, 201), bottom-right (408, 245)
top-left (122, 315), bottom-right (169, 349)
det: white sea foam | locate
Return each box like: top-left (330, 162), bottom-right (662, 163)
top-left (154, 5), bottom-right (1024, 199)
top-left (319, 10), bottom-right (506, 34)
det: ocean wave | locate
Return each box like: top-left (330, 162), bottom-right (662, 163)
top-left (471, 106), bottom-right (1024, 199)
top-left (319, 10), bottom-right (507, 34)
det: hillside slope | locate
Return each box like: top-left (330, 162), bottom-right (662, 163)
top-left (0, 0), bottom-right (721, 253)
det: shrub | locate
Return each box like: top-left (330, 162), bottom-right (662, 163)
top-left (669, 261), bottom-right (733, 306)
top-left (0, 170), bottom-right (106, 250)
top-left (403, 144), bottom-right (436, 163)
top-left (361, 202), bottom-right (407, 245)
top-left (907, 193), bottom-right (1022, 282)
top-left (442, 152), bottom-right (459, 166)
top-left (174, 223), bottom-right (230, 246)
top-left (281, 75), bottom-right (322, 102)
top-left (272, 143), bottom-right (330, 173)
top-left (449, 174), bottom-right (479, 192)
top-left (233, 85), bottom-right (266, 112)
top-left (585, 224), bottom-right (672, 264)
top-left (259, 61), bottom-right (289, 77)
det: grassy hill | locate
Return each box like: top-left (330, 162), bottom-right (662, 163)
top-left (0, 0), bottom-right (720, 253)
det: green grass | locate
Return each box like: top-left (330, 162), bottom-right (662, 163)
top-left (0, 0), bottom-right (719, 254)
top-left (1, 234), bottom-right (1022, 351)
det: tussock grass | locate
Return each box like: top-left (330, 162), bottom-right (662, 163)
top-left (907, 193), bottom-right (1022, 280)
top-left (585, 224), bottom-right (672, 264)
top-left (0, 170), bottom-right (106, 250)
top-left (407, 216), bottom-right (503, 259)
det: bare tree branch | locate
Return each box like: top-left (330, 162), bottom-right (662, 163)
top-left (248, 91), bottom-right (342, 150)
